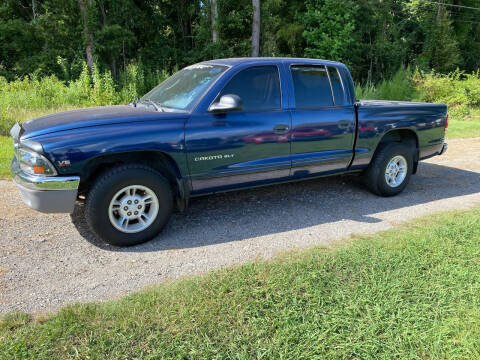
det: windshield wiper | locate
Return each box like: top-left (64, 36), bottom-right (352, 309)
top-left (140, 98), bottom-right (164, 112)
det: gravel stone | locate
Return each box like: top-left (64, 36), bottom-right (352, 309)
top-left (1, 138), bottom-right (480, 314)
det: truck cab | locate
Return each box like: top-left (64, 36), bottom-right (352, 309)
top-left (185, 58), bottom-right (358, 193)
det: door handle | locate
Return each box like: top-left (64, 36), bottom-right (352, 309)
top-left (338, 120), bottom-right (351, 129)
top-left (212, 120), bottom-right (227, 126)
top-left (273, 124), bottom-right (290, 134)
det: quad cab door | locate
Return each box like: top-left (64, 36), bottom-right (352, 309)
top-left (288, 64), bottom-right (356, 176)
top-left (185, 65), bottom-right (292, 193)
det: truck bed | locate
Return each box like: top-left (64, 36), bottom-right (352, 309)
top-left (351, 100), bottom-right (448, 169)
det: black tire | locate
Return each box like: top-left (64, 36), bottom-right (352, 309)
top-left (85, 164), bottom-right (173, 246)
top-left (364, 142), bottom-right (414, 197)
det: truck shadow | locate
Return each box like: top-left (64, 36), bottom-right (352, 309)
top-left (71, 161), bottom-right (480, 252)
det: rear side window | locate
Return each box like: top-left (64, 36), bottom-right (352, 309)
top-left (219, 66), bottom-right (281, 111)
top-left (291, 65), bottom-right (333, 108)
top-left (327, 66), bottom-right (345, 105)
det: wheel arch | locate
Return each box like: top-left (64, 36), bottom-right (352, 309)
top-left (78, 150), bottom-right (189, 209)
top-left (375, 128), bottom-right (419, 173)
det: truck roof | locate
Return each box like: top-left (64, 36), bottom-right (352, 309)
top-left (200, 57), bottom-right (347, 69)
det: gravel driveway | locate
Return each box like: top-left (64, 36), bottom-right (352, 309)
top-left (1, 137), bottom-right (480, 315)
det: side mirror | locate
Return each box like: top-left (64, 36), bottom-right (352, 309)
top-left (208, 94), bottom-right (243, 113)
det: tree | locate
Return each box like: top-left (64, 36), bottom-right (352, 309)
top-left (211, 0), bottom-right (218, 43)
top-left (261, 0), bottom-right (305, 57)
top-left (251, 0), bottom-right (260, 56)
top-left (301, 0), bottom-right (357, 63)
top-left (78, 0), bottom-right (94, 74)
top-left (421, 5), bottom-right (461, 72)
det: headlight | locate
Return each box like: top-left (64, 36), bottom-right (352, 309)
top-left (16, 147), bottom-right (57, 176)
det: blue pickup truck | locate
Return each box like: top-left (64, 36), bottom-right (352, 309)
top-left (10, 57), bottom-right (448, 246)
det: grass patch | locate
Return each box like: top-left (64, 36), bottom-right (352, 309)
top-left (0, 136), bottom-right (13, 178)
top-left (448, 109), bottom-right (480, 139)
top-left (1, 207), bottom-right (480, 358)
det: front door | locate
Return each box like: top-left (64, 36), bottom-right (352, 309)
top-left (288, 64), bottom-right (356, 176)
top-left (186, 65), bottom-right (291, 193)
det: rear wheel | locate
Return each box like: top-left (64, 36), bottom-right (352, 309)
top-left (364, 142), bottom-right (414, 197)
top-left (85, 165), bottom-right (173, 246)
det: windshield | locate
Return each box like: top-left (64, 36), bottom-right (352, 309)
top-left (141, 64), bottom-right (227, 111)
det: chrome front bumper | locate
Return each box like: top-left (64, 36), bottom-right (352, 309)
top-left (11, 157), bottom-right (80, 213)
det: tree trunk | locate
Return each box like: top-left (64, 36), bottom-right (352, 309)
top-left (111, 58), bottom-right (117, 80)
top-left (99, 2), bottom-right (117, 79)
top-left (251, 0), bottom-right (260, 57)
top-left (32, 0), bottom-right (37, 20)
top-left (78, 0), bottom-right (94, 74)
top-left (211, 0), bottom-right (218, 43)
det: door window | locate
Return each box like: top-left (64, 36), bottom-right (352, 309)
top-left (218, 66), bottom-right (281, 111)
top-left (291, 65), bottom-right (334, 108)
top-left (327, 66), bottom-right (345, 105)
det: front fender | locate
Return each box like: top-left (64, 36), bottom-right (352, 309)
top-left (27, 119), bottom-right (188, 178)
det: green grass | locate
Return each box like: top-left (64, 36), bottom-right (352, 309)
top-left (2, 207), bottom-right (480, 359)
top-left (0, 136), bottom-right (13, 178)
top-left (448, 109), bottom-right (480, 139)
top-left (0, 108), bottom-right (62, 179)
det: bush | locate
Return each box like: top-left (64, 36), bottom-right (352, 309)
top-left (413, 69), bottom-right (480, 108)
top-left (356, 68), bottom-right (417, 101)
top-left (91, 64), bottom-right (118, 106)
top-left (117, 63), bottom-right (169, 103)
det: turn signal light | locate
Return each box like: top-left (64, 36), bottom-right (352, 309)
top-left (33, 166), bottom-right (45, 174)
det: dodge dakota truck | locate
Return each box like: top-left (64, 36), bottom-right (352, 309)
top-left (10, 58), bottom-right (448, 246)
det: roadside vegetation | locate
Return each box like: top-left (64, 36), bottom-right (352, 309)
top-left (0, 136), bottom-right (12, 178)
top-left (1, 207), bottom-right (480, 358)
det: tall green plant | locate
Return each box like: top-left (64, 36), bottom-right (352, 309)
top-left (91, 64), bottom-right (118, 105)
top-left (356, 68), bottom-right (417, 101)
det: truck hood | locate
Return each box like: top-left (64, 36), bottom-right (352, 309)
top-left (20, 105), bottom-right (188, 139)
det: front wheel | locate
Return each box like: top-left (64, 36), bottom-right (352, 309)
top-left (85, 165), bottom-right (173, 246)
top-left (364, 143), bottom-right (414, 197)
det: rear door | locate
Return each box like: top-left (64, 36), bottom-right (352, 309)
top-left (289, 64), bottom-right (356, 176)
top-left (186, 65), bottom-right (291, 193)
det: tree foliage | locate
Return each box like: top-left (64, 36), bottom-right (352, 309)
top-left (302, 0), bottom-right (357, 64)
top-left (0, 0), bottom-right (479, 83)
